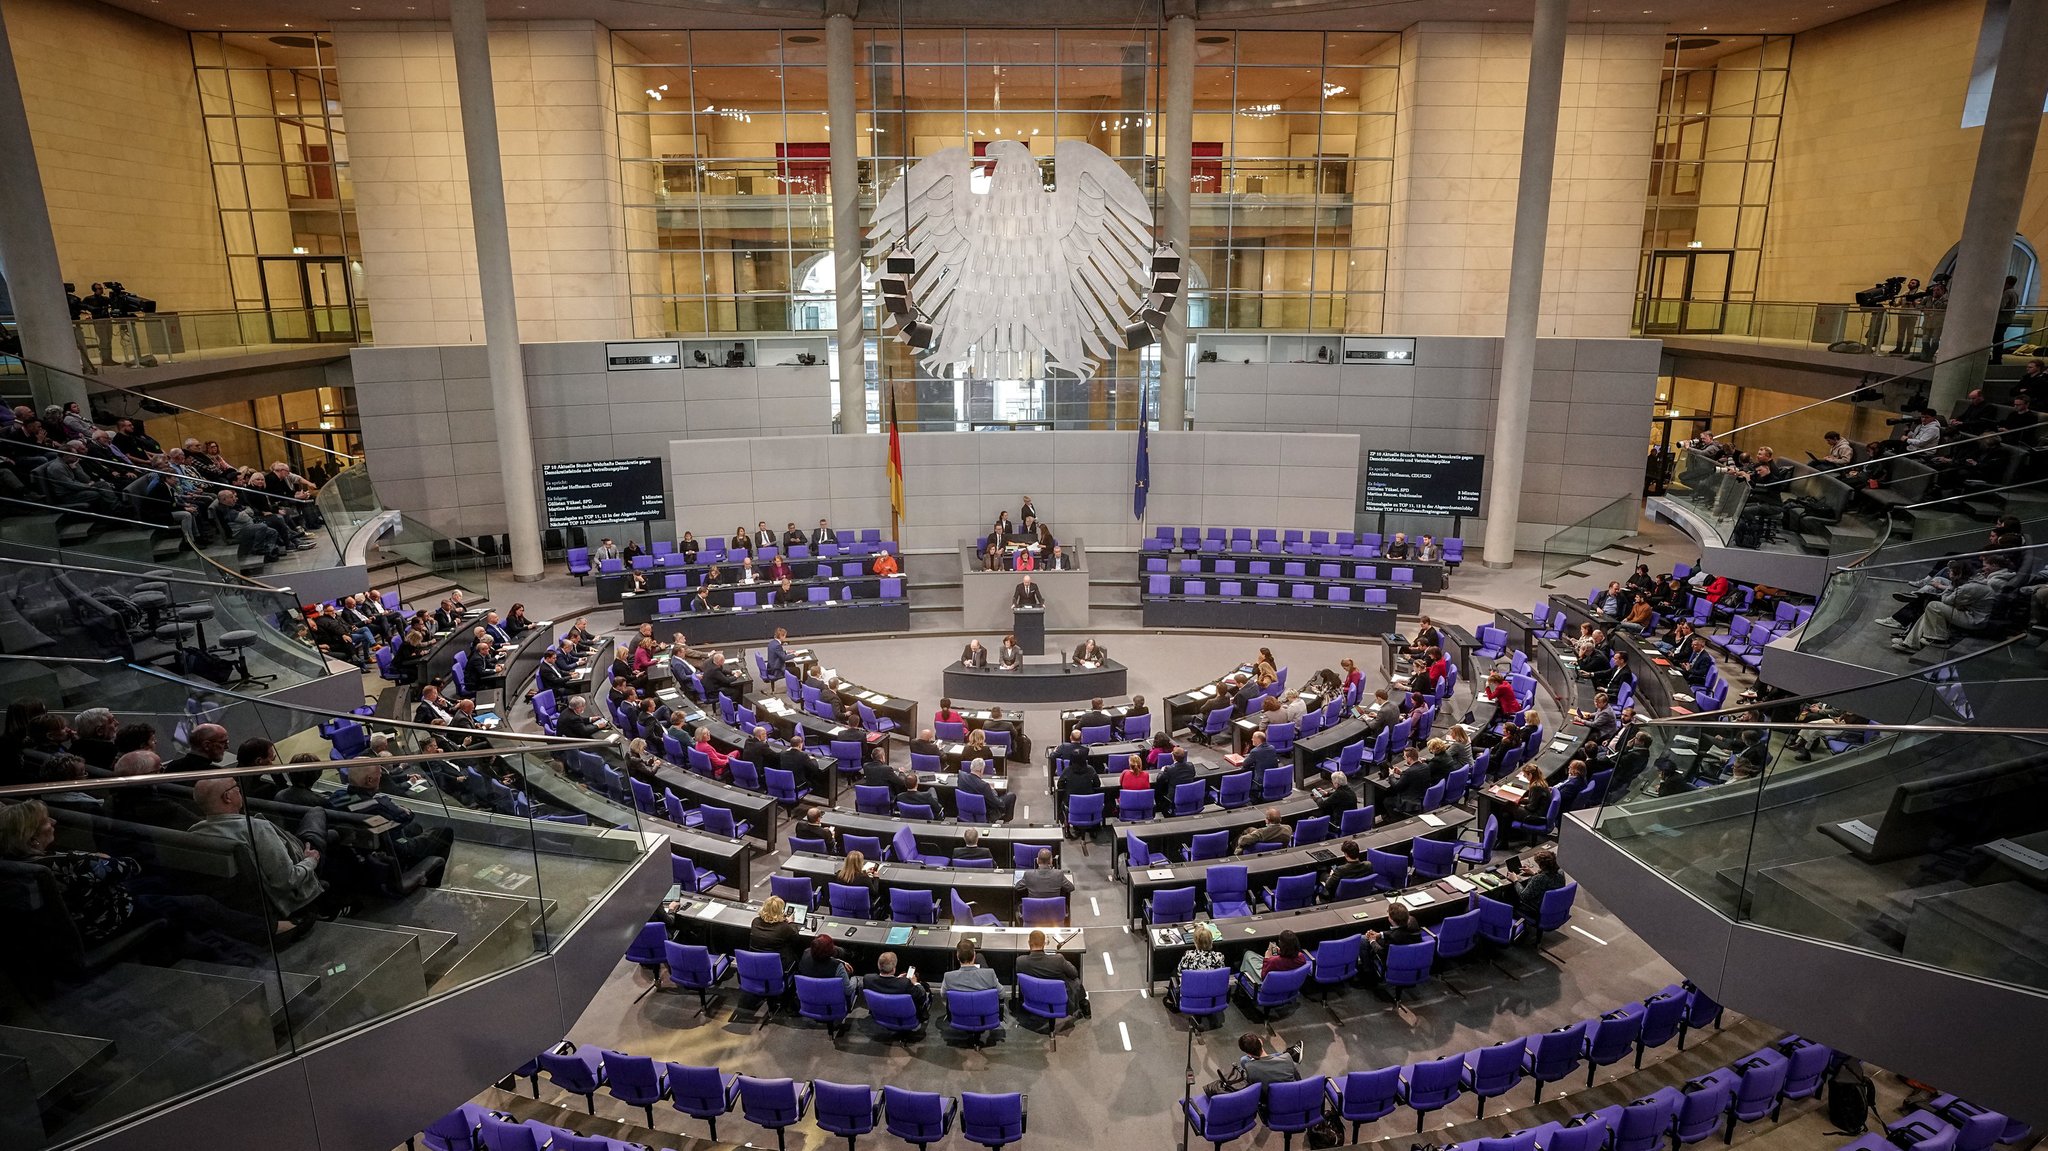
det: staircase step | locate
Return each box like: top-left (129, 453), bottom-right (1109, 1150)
top-left (267, 918), bottom-right (430, 1043)
top-left (350, 887), bottom-right (536, 990)
top-left (172, 959), bottom-right (322, 1032)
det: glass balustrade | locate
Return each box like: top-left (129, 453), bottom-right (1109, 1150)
top-left (1590, 702), bottom-right (2048, 997)
top-left (1539, 494), bottom-right (1643, 587)
top-left (1634, 298), bottom-right (2048, 359)
top-left (0, 664), bottom-right (643, 1151)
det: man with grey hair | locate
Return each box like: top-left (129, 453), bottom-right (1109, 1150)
top-left (865, 950), bottom-right (930, 1020)
top-left (108, 749), bottom-right (202, 828)
top-left (70, 708), bottom-right (119, 770)
top-left (168, 725), bottom-right (231, 774)
top-left (955, 756), bottom-right (1012, 822)
top-left (37, 443), bottom-right (116, 511)
top-left (557, 695), bottom-right (607, 740)
top-left (190, 775), bottom-right (327, 921)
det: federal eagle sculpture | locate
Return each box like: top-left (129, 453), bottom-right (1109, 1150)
top-left (869, 138), bottom-right (1159, 381)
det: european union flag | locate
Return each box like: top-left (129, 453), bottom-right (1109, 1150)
top-left (1134, 385), bottom-right (1150, 521)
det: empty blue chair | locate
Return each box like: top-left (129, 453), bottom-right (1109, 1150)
top-left (1460, 1037), bottom-right (1527, 1117)
top-left (1258, 765), bottom-right (1293, 802)
top-left (1339, 805), bottom-right (1375, 836)
top-left (1307, 932), bottom-right (1362, 999)
top-left (1206, 864), bottom-right (1253, 918)
top-left (1175, 966), bottom-right (1230, 1025)
top-left (945, 987), bottom-right (1003, 1045)
top-left (830, 882), bottom-right (873, 920)
top-left (1020, 897), bottom-right (1068, 927)
top-left (480, 1115), bottom-right (556, 1151)
top-left (663, 941), bottom-right (732, 1010)
top-left (1149, 885), bottom-right (1198, 925)
top-left (855, 784), bottom-right (893, 815)
top-left (1526, 1116), bottom-right (1609, 1151)
top-left (889, 888), bottom-right (938, 925)
top-left (1595, 1094), bottom-right (1680, 1151)
top-left (1264, 872), bottom-right (1319, 912)
top-left (1455, 816), bottom-right (1498, 868)
top-left (1172, 780), bottom-right (1207, 816)
top-left (1292, 815), bottom-right (1330, 846)
top-left (960, 1092), bottom-right (1027, 1151)
top-left (882, 1087), bottom-right (958, 1151)
top-left (1778, 1037), bottom-right (1833, 1102)
top-left (1184, 1082), bottom-right (1263, 1151)
top-left (1476, 896), bottom-right (1522, 949)
top-left (1724, 1051), bottom-right (1791, 1137)
top-left (419, 1104), bottom-right (493, 1151)
top-left (1015, 973), bottom-right (1071, 1030)
top-left (538, 1045), bottom-right (606, 1112)
top-left (1266, 722), bottom-right (1296, 752)
top-left (1183, 829), bottom-right (1230, 861)
top-left (1887, 1114), bottom-right (1963, 1151)
top-left (1427, 907), bottom-right (1481, 978)
top-left (864, 989), bottom-right (925, 1040)
top-left (1364, 847), bottom-right (1410, 893)
top-left (1237, 960), bottom-right (1312, 1020)
top-left (1399, 1054), bottom-right (1464, 1131)
top-left (625, 920), bottom-right (668, 969)
top-left (735, 949), bottom-right (787, 1010)
top-left (770, 874), bottom-right (816, 910)
top-left (1212, 770), bottom-right (1252, 809)
top-left (1583, 1010), bottom-right (1644, 1087)
top-left (796, 974), bottom-right (854, 1038)
top-left (1411, 837), bottom-right (1456, 880)
top-left (1653, 1075), bottom-right (1735, 1149)
top-left (1622, 985), bottom-right (1689, 1066)
top-left (814, 1079), bottom-right (884, 1151)
top-left (1328, 1068), bottom-right (1401, 1142)
top-left (1382, 938), bottom-right (1436, 1001)
top-left (1264, 1076), bottom-right (1330, 1151)
top-left (1522, 1020), bottom-right (1588, 1102)
top-left (701, 805), bottom-right (749, 839)
top-left (952, 889), bottom-right (999, 927)
top-left (1125, 831), bottom-right (1168, 869)
top-left (766, 767), bottom-right (810, 806)
top-left (1678, 982), bottom-right (1724, 1049)
top-left (736, 1075), bottom-right (814, 1151)
top-left (600, 1050), bottom-right (669, 1127)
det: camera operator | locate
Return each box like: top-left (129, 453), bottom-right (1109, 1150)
top-left (79, 283), bottom-right (116, 367)
top-left (103, 282), bottom-right (155, 317)
top-left (1886, 278), bottom-right (1924, 354)
top-left (63, 283), bottom-right (99, 376)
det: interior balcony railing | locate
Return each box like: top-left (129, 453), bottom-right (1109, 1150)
top-left (0, 661), bottom-right (648, 1151)
top-left (1538, 493), bottom-right (1644, 587)
top-left (1635, 296), bottom-right (2048, 359)
top-left (1568, 642), bottom-right (2048, 1118)
top-left (316, 461), bottom-right (492, 606)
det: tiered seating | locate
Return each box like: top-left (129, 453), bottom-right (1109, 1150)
top-left (1144, 525), bottom-right (1462, 563)
top-left (569, 529), bottom-right (897, 583)
top-left (468, 1045), bottom-right (1028, 1151)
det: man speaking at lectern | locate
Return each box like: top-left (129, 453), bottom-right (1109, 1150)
top-left (1012, 574), bottom-right (1045, 609)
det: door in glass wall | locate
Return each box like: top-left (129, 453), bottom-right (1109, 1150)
top-left (1640, 248), bottom-right (1733, 335)
top-left (258, 256), bottom-right (356, 342)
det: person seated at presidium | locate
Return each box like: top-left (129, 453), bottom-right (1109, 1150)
top-left (998, 634), bottom-right (1024, 669)
top-left (960, 638), bottom-right (990, 669)
top-left (1072, 638), bottom-right (1107, 667)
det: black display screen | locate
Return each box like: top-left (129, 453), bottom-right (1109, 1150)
top-left (541, 458), bottom-right (668, 526)
top-left (1363, 451), bottom-right (1485, 516)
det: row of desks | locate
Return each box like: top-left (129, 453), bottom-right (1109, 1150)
top-left (664, 893), bottom-right (1074, 981)
top-left (1141, 597), bottom-right (1398, 636)
top-left (619, 598), bottom-right (910, 646)
top-left (618, 574), bottom-right (900, 621)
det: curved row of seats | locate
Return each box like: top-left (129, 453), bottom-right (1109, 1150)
top-left (1186, 984), bottom-right (1742, 1149)
top-left (1838, 1094), bottom-right (2034, 1151)
top-left (1143, 525), bottom-right (1463, 563)
top-left (422, 1045), bottom-right (1028, 1150)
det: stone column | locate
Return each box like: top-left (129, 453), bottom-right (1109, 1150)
top-left (1159, 8), bottom-right (1195, 431)
top-left (1481, 0), bottom-right (1567, 569)
top-left (826, 9), bottom-right (868, 432)
top-left (0, 0), bottom-right (88, 411)
top-left (450, 0), bottom-right (543, 581)
top-left (1930, 0), bottom-right (2048, 412)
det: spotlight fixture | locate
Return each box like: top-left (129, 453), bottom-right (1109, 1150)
top-left (1122, 318), bottom-right (1156, 350)
top-left (1151, 244), bottom-right (1182, 276)
top-left (884, 246), bottom-right (917, 275)
top-left (899, 314), bottom-right (934, 349)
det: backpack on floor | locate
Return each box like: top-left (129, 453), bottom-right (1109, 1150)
top-left (1826, 1059), bottom-right (1876, 1134)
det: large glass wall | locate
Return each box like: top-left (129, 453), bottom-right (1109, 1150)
top-left (1637, 34), bottom-right (1790, 335)
top-left (611, 26), bottom-right (1395, 428)
top-left (191, 31), bottom-right (364, 343)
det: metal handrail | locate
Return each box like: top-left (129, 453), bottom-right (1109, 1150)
top-left (0, 740), bottom-right (617, 800)
top-left (0, 494), bottom-right (282, 590)
top-left (85, 370), bottom-right (362, 464)
top-left (1637, 632), bottom-right (2034, 728)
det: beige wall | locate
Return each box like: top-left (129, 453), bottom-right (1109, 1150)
top-left (332, 20), bottom-right (632, 346)
top-left (1385, 22), bottom-right (1663, 339)
top-left (7, 0), bottom-right (231, 311)
top-left (1759, 0), bottom-right (2048, 305)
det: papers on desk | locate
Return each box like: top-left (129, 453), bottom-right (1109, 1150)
top-left (1193, 684), bottom-right (1218, 698)
top-left (1550, 739), bottom-right (1572, 752)
top-left (693, 901), bottom-right (725, 921)
top-left (1673, 693), bottom-right (1695, 704)
top-left (1224, 754), bottom-right (1246, 766)
top-left (1440, 875), bottom-right (1477, 894)
top-left (1496, 784), bottom-right (1527, 801)
top-left (1146, 868), bottom-right (1177, 880)
top-left (1418, 813), bottom-right (1446, 827)
top-left (1398, 890), bottom-right (1436, 908)
top-left (884, 926), bottom-right (912, 945)
top-left (1836, 819), bottom-right (1877, 844)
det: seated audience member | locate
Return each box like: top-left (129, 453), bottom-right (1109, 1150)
top-left (107, 750), bottom-right (204, 829)
top-left (1323, 839), bottom-right (1371, 897)
top-left (1153, 747), bottom-right (1198, 804)
top-left (69, 707), bottom-right (119, 771)
top-left (1235, 806), bottom-right (1291, 852)
top-left (1169, 924), bottom-right (1228, 1008)
top-left (1505, 849), bottom-right (1569, 922)
top-left (1365, 900), bottom-right (1426, 987)
top-left (1318, 770), bottom-right (1357, 818)
top-left (1237, 1033), bottom-right (1304, 1083)
top-left (1381, 747), bottom-right (1431, 815)
top-left (865, 951), bottom-right (929, 1020)
top-left (872, 549), bottom-right (899, 577)
top-left (189, 776), bottom-right (326, 923)
top-left (1116, 754), bottom-right (1151, 796)
top-left (957, 757), bottom-right (1014, 821)
top-left (1504, 763), bottom-right (1555, 844)
top-left (1889, 555), bottom-right (2021, 654)
top-left (998, 633), bottom-right (1023, 669)
top-left (1071, 638), bottom-right (1107, 667)
top-left (1015, 928), bottom-right (1089, 1016)
top-left (1384, 532), bottom-right (1412, 560)
top-left (1237, 929), bottom-right (1308, 992)
top-left (810, 518), bottom-right (835, 551)
top-left (791, 805), bottom-right (837, 852)
top-left (959, 638), bottom-right (991, 669)
top-left (942, 938), bottom-right (1001, 993)
top-left (1682, 636), bottom-right (1716, 685)
top-left (1015, 848), bottom-right (1073, 901)
top-left (677, 532), bottom-right (699, 562)
top-left (748, 895), bottom-right (802, 965)
top-left (0, 799), bottom-right (145, 945)
top-left (783, 521), bottom-right (807, 550)
top-left (952, 826), bottom-right (992, 865)
top-left (325, 760), bottom-right (455, 870)
top-left (728, 525), bottom-right (752, 556)
top-left (796, 934), bottom-right (857, 1007)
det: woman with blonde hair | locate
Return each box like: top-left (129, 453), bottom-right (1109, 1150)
top-left (748, 893), bottom-right (801, 962)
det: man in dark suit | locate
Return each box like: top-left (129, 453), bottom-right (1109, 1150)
top-left (778, 731), bottom-right (829, 792)
top-left (955, 757), bottom-right (1013, 821)
top-left (1044, 544), bottom-right (1074, 570)
top-left (557, 697), bottom-right (608, 740)
top-left (1074, 698), bottom-right (1112, 734)
top-left (535, 649), bottom-right (572, 695)
top-left (863, 750), bottom-right (917, 796)
top-left (906, 729), bottom-right (944, 759)
top-left (1610, 732), bottom-right (1653, 792)
top-left (741, 724), bottom-right (778, 770)
top-left (1381, 748), bottom-right (1429, 815)
top-left (952, 826), bottom-right (993, 865)
top-left (1682, 637), bottom-right (1715, 686)
top-left (1365, 901), bottom-right (1425, 989)
top-left (792, 806), bottom-right (837, 852)
top-left (1011, 575), bottom-right (1044, 608)
top-left (764, 628), bottom-right (790, 684)
top-left (413, 685), bottom-right (456, 726)
top-left (1051, 728), bottom-right (1088, 770)
top-left (1152, 747), bottom-right (1199, 805)
top-left (1014, 929), bottom-right (1089, 1016)
top-left (1318, 770), bottom-right (1358, 818)
top-left (959, 639), bottom-right (990, 668)
top-left (810, 518), bottom-right (834, 550)
top-left (864, 951), bottom-right (929, 1021)
top-left (1242, 729), bottom-right (1280, 774)
top-left (480, 611), bottom-right (512, 647)
top-left (782, 522), bottom-right (806, 549)
top-left (1363, 689), bottom-right (1399, 735)
top-left (700, 652), bottom-right (742, 702)
top-left (753, 521), bottom-right (775, 550)
top-left (1322, 838), bottom-right (1370, 898)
